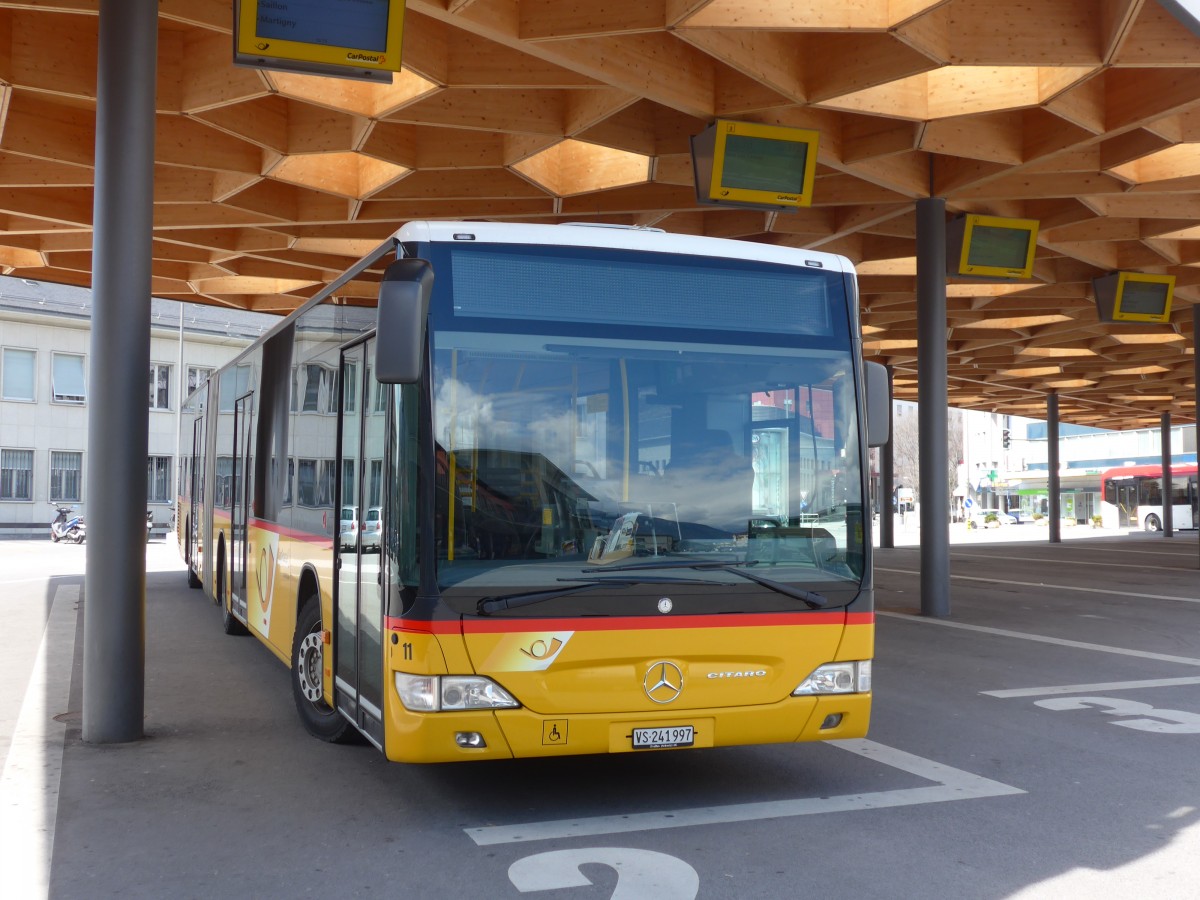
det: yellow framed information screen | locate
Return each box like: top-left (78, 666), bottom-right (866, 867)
top-left (236, 0), bottom-right (405, 74)
top-left (692, 120), bottom-right (819, 212)
top-left (1093, 272), bottom-right (1175, 324)
top-left (952, 214), bottom-right (1039, 279)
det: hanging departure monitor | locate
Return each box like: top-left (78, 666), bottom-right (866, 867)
top-left (946, 214), bottom-right (1039, 279)
top-left (234, 0), bottom-right (405, 83)
top-left (691, 120), bottom-right (820, 212)
top-left (1093, 272), bottom-right (1174, 324)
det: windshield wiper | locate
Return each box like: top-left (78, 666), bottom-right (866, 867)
top-left (586, 559), bottom-right (829, 610)
top-left (476, 575), bottom-right (714, 615)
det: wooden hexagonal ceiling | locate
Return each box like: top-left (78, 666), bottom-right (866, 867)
top-left (0, 0), bottom-right (1198, 430)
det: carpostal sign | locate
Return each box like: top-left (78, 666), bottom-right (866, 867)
top-left (236, 0), bottom-right (405, 75)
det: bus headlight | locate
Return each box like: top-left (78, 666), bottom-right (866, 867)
top-left (792, 660), bottom-right (872, 695)
top-left (394, 673), bottom-right (520, 712)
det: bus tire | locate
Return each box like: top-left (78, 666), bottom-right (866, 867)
top-left (222, 602), bottom-right (249, 636)
top-left (292, 595), bottom-right (354, 744)
top-left (214, 538), bottom-right (225, 607)
top-left (1144, 514), bottom-right (1161, 532)
top-left (186, 522), bottom-right (202, 589)
top-left (215, 543), bottom-right (248, 635)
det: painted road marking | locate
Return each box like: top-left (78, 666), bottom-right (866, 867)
top-left (875, 567), bottom-right (1200, 605)
top-left (509, 849), bottom-right (699, 897)
top-left (983, 676), bottom-right (1200, 699)
top-left (464, 739), bottom-right (1024, 846)
top-left (1030, 696), bottom-right (1200, 733)
top-left (0, 584), bottom-right (78, 900)
top-left (948, 552), bottom-right (1200, 573)
top-left (878, 612), bottom-right (1200, 667)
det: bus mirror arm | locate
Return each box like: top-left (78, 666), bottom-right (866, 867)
top-left (376, 258), bottom-right (434, 384)
top-left (863, 361), bottom-right (890, 448)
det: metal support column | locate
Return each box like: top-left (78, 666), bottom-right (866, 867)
top-left (880, 366), bottom-right (895, 549)
top-left (82, 0), bottom-right (159, 744)
top-left (1161, 412), bottom-right (1173, 537)
top-left (1195, 306), bottom-right (1199, 567)
top-left (916, 198), bottom-right (950, 617)
top-left (1047, 393), bottom-right (1060, 544)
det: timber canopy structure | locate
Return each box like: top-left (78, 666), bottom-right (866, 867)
top-left (0, 0), bottom-right (1198, 430)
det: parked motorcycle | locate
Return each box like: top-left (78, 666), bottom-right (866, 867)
top-left (50, 504), bottom-right (86, 544)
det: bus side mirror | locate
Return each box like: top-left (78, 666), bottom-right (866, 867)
top-left (375, 258), bottom-right (434, 384)
top-left (864, 361), bottom-right (890, 448)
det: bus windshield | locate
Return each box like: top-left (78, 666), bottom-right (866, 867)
top-left (424, 241), bottom-right (866, 614)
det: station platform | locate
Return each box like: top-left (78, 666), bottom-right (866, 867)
top-left (3, 529), bottom-right (1198, 898)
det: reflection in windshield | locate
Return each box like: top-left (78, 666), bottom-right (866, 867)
top-left (430, 332), bottom-right (865, 597)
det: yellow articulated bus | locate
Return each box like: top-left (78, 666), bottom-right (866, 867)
top-left (177, 221), bottom-right (889, 763)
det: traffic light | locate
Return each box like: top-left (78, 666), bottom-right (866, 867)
top-left (1002, 428), bottom-right (1011, 449)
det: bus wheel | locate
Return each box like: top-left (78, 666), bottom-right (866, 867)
top-left (222, 601), bottom-right (249, 636)
top-left (292, 596), bottom-right (353, 743)
top-left (186, 519), bottom-right (201, 588)
top-left (1144, 514), bottom-right (1161, 532)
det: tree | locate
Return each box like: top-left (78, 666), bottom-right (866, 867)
top-left (889, 402), bottom-right (963, 504)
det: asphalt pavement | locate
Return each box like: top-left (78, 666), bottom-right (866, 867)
top-left (2, 526), bottom-right (1199, 899)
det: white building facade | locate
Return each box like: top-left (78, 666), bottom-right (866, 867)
top-left (0, 277), bottom-right (274, 538)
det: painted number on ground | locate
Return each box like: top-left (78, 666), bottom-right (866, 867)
top-left (1033, 696), bottom-right (1200, 733)
top-left (509, 848), bottom-right (699, 899)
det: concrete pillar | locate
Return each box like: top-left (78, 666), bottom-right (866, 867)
top-left (916, 198), bottom-right (950, 617)
top-left (82, 0), bottom-right (158, 743)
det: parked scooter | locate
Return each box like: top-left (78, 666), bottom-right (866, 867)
top-left (146, 510), bottom-right (153, 543)
top-left (49, 504), bottom-right (86, 544)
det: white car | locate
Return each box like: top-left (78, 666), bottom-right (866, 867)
top-left (361, 506), bottom-right (382, 551)
top-left (339, 505), bottom-right (359, 549)
top-left (967, 508), bottom-right (1018, 528)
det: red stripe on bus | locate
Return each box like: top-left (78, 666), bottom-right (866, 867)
top-left (247, 517), bottom-right (334, 547)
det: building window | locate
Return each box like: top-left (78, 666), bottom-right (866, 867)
top-left (318, 459), bottom-right (335, 506)
top-left (297, 459), bottom-right (317, 506)
top-left (342, 361), bottom-right (357, 414)
top-left (52, 353), bottom-right (86, 404)
top-left (299, 364), bottom-right (334, 413)
top-left (366, 367), bottom-right (387, 414)
top-left (273, 456), bottom-right (294, 506)
top-left (218, 364), bottom-right (252, 413)
top-left (148, 456), bottom-right (172, 503)
top-left (215, 456), bottom-right (233, 509)
top-left (2, 348), bottom-right (36, 402)
top-left (1, 449), bottom-right (34, 501)
top-left (186, 366), bottom-right (213, 404)
top-left (149, 363), bottom-right (172, 410)
top-left (50, 451), bottom-right (83, 502)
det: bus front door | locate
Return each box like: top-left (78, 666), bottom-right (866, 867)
top-left (1189, 476), bottom-right (1199, 529)
top-left (189, 415), bottom-right (204, 577)
top-left (334, 340), bottom-right (385, 748)
top-left (1116, 482), bottom-right (1136, 528)
top-left (230, 393), bottom-right (253, 622)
